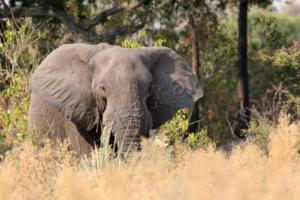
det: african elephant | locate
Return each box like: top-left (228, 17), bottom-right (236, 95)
top-left (28, 43), bottom-right (203, 156)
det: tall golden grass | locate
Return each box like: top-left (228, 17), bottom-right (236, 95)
top-left (0, 114), bottom-right (300, 200)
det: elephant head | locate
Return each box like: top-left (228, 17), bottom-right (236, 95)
top-left (29, 43), bottom-right (203, 155)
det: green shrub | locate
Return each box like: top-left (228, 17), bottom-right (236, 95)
top-left (188, 129), bottom-right (216, 149)
top-left (0, 18), bottom-right (43, 75)
top-left (121, 31), bottom-right (166, 48)
top-left (196, 8), bottom-right (300, 145)
top-left (156, 109), bottom-right (215, 149)
top-left (0, 73), bottom-right (29, 145)
top-left (157, 109), bottom-right (189, 145)
top-left (0, 18), bottom-right (45, 154)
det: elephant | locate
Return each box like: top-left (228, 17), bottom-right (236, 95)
top-left (28, 43), bottom-right (203, 156)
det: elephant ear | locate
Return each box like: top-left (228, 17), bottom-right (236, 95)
top-left (29, 43), bottom-right (106, 131)
top-left (141, 47), bottom-right (203, 129)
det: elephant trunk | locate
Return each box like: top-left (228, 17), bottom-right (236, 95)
top-left (103, 81), bottom-right (147, 157)
top-left (117, 130), bottom-right (141, 156)
top-left (113, 108), bottom-right (144, 157)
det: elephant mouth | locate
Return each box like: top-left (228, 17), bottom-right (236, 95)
top-left (106, 131), bottom-right (142, 158)
top-left (101, 120), bottom-right (144, 157)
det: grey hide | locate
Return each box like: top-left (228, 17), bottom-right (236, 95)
top-left (28, 43), bottom-right (203, 156)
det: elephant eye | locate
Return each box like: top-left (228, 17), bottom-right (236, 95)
top-left (100, 86), bottom-right (106, 92)
top-left (95, 83), bottom-right (108, 96)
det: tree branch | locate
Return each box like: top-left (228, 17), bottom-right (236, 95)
top-left (82, 6), bottom-right (124, 29)
top-left (85, 19), bottom-right (146, 42)
top-left (0, 7), bottom-right (88, 33)
top-left (0, 0), bottom-right (149, 42)
top-left (0, 0), bottom-right (150, 30)
top-left (83, 0), bottom-right (149, 29)
top-left (102, 22), bottom-right (145, 38)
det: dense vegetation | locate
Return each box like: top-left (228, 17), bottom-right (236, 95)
top-left (2, 6), bottom-right (300, 148)
top-left (0, 1), bottom-right (300, 198)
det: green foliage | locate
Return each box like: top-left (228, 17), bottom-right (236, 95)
top-left (271, 48), bottom-right (300, 69)
top-left (187, 129), bottom-right (216, 149)
top-left (121, 31), bottom-right (166, 48)
top-left (196, 8), bottom-right (300, 145)
top-left (121, 40), bottom-right (143, 48)
top-left (0, 74), bottom-right (29, 144)
top-left (137, 31), bottom-right (147, 39)
top-left (158, 109), bottom-right (189, 145)
top-left (154, 39), bottom-right (167, 47)
top-left (0, 18), bottom-right (45, 154)
top-left (157, 109), bottom-right (215, 149)
top-left (256, 41), bottom-right (300, 119)
top-left (0, 18), bottom-right (44, 76)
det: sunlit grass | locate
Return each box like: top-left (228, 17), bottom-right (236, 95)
top-left (0, 114), bottom-right (299, 200)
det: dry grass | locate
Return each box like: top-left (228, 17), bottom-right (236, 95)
top-left (0, 114), bottom-right (300, 200)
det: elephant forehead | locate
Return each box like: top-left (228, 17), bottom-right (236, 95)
top-left (93, 49), bottom-right (152, 85)
top-left (93, 48), bottom-right (142, 67)
top-left (99, 66), bottom-right (152, 89)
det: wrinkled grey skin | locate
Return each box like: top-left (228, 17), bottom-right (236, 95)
top-left (28, 43), bottom-right (203, 156)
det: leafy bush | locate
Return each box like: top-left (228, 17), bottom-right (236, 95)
top-left (256, 41), bottom-right (300, 119)
top-left (0, 18), bottom-right (46, 154)
top-left (156, 109), bottom-right (215, 149)
top-left (196, 8), bottom-right (300, 145)
top-left (0, 18), bottom-right (43, 75)
top-left (244, 41), bottom-right (300, 151)
top-left (121, 31), bottom-right (166, 48)
top-left (0, 73), bottom-right (29, 144)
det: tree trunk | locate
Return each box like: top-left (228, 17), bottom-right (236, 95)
top-left (234, 0), bottom-right (250, 138)
top-left (188, 15), bottom-right (201, 133)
